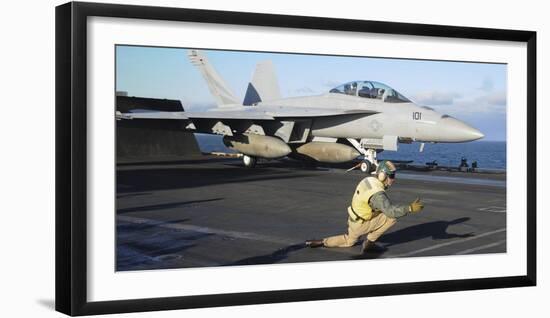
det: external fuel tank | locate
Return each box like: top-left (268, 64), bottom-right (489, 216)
top-left (295, 142), bottom-right (360, 163)
top-left (223, 134), bottom-right (291, 158)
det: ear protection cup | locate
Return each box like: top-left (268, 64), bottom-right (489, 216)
top-left (377, 171), bottom-right (386, 182)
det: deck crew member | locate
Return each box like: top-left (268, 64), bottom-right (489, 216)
top-left (305, 160), bottom-right (424, 253)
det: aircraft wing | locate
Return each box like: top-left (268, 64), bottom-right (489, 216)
top-left (117, 106), bottom-right (377, 142)
top-left (116, 110), bottom-right (188, 120)
top-left (117, 107), bottom-right (377, 121)
top-left (116, 109), bottom-right (272, 121)
top-left (265, 107), bottom-right (377, 118)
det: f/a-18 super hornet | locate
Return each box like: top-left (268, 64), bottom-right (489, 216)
top-left (116, 50), bottom-right (484, 173)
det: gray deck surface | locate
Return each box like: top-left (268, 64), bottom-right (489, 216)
top-left (116, 158), bottom-right (506, 271)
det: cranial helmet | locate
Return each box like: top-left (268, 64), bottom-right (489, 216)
top-left (376, 160), bottom-right (397, 182)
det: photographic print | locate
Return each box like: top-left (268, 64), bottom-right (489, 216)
top-left (56, 3), bottom-right (535, 314)
top-left (115, 46), bottom-right (507, 271)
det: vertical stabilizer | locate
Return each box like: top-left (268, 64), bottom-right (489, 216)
top-left (243, 60), bottom-right (281, 105)
top-left (188, 50), bottom-right (239, 107)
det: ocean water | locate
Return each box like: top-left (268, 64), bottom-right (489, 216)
top-left (378, 141), bottom-right (506, 170)
top-left (195, 133), bottom-right (237, 153)
top-left (194, 134), bottom-right (506, 170)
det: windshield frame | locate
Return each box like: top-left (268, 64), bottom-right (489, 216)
top-left (329, 81), bottom-right (411, 103)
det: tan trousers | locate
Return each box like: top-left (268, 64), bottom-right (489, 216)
top-left (323, 213), bottom-right (397, 247)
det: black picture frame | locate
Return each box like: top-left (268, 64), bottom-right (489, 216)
top-left (55, 1), bottom-right (536, 316)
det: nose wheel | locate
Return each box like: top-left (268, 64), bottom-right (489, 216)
top-left (360, 161), bottom-right (372, 173)
top-left (242, 155), bottom-right (257, 168)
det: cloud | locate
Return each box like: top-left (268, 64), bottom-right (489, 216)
top-left (450, 100), bottom-right (505, 114)
top-left (478, 77), bottom-right (494, 91)
top-left (411, 89), bottom-right (506, 115)
top-left (430, 94), bottom-right (506, 116)
top-left (412, 91), bottom-right (462, 105)
top-left (480, 91), bottom-right (506, 106)
top-left (322, 80), bottom-right (342, 88)
top-left (417, 90), bottom-right (506, 115)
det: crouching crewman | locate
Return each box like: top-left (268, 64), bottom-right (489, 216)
top-left (305, 160), bottom-right (424, 254)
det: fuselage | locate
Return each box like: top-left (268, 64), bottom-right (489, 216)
top-left (258, 92), bottom-right (483, 143)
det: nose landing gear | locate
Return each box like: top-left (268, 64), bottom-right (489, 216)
top-left (360, 161), bottom-right (372, 173)
top-left (347, 138), bottom-right (379, 174)
top-left (359, 148), bottom-right (378, 173)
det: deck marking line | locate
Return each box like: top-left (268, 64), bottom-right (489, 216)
top-left (118, 215), bottom-right (360, 255)
top-left (118, 215), bottom-right (296, 245)
top-left (477, 206), bottom-right (506, 213)
top-left (455, 240), bottom-right (506, 255)
top-left (388, 228), bottom-right (506, 257)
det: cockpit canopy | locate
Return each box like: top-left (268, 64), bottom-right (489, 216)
top-left (329, 81), bottom-right (411, 103)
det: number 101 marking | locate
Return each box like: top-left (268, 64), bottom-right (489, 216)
top-left (413, 112), bottom-right (422, 120)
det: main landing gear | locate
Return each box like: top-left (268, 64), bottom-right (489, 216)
top-left (242, 155), bottom-right (257, 168)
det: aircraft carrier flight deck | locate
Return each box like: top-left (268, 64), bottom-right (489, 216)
top-left (116, 157), bottom-right (506, 271)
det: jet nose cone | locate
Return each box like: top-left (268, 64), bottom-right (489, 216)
top-left (467, 127), bottom-right (485, 141)
top-left (440, 116), bottom-right (484, 142)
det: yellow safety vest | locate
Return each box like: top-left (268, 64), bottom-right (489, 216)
top-left (347, 177), bottom-right (386, 222)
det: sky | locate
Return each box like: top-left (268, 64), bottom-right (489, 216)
top-left (116, 45), bottom-right (507, 141)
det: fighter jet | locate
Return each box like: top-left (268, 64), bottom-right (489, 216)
top-left (116, 50), bottom-right (484, 173)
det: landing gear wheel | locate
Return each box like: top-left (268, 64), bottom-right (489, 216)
top-left (242, 155), bottom-right (257, 168)
top-left (360, 161), bottom-right (372, 174)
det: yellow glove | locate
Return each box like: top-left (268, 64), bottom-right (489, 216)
top-left (409, 198), bottom-right (424, 214)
